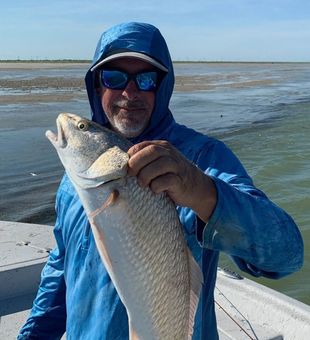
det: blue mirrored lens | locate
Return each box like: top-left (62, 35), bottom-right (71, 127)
top-left (136, 72), bottom-right (157, 91)
top-left (101, 70), bottom-right (127, 89)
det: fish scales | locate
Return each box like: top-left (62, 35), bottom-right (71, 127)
top-left (46, 113), bottom-right (203, 340)
top-left (91, 176), bottom-right (190, 339)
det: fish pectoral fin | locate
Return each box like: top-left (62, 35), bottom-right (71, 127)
top-left (187, 247), bottom-right (204, 340)
top-left (129, 321), bottom-right (140, 340)
top-left (83, 146), bottom-right (129, 183)
top-left (88, 190), bottom-right (120, 274)
top-left (88, 189), bottom-right (119, 221)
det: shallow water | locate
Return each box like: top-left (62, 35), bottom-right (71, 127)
top-left (218, 102), bottom-right (310, 305)
top-left (0, 62), bottom-right (309, 304)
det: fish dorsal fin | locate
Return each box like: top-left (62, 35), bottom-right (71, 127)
top-left (187, 247), bottom-right (203, 340)
top-left (76, 146), bottom-right (129, 188)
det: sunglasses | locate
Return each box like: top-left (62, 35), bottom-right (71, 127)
top-left (99, 69), bottom-right (161, 92)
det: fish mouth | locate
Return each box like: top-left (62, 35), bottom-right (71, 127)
top-left (45, 114), bottom-right (68, 148)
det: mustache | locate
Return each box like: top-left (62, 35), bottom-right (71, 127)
top-left (114, 100), bottom-right (147, 110)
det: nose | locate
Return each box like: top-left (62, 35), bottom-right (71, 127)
top-left (122, 80), bottom-right (139, 100)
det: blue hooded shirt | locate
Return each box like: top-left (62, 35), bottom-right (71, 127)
top-left (18, 22), bottom-right (303, 340)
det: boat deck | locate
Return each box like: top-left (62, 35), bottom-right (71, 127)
top-left (1, 221), bottom-right (309, 339)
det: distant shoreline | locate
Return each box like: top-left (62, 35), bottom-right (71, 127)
top-left (0, 59), bottom-right (309, 65)
top-left (0, 62), bottom-right (90, 70)
top-left (0, 59), bottom-right (91, 63)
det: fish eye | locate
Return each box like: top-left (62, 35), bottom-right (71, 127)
top-left (77, 120), bottom-right (89, 131)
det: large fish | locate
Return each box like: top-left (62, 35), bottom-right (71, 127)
top-left (46, 113), bottom-right (203, 340)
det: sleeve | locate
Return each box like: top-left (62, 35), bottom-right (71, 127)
top-left (17, 186), bottom-right (68, 339)
top-left (197, 140), bottom-right (304, 279)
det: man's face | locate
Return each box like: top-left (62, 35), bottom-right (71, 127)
top-left (99, 58), bottom-right (156, 138)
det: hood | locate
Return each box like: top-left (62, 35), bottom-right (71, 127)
top-left (85, 22), bottom-right (175, 143)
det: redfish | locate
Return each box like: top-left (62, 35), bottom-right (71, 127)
top-left (46, 113), bottom-right (203, 339)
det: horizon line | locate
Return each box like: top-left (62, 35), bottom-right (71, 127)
top-left (0, 59), bottom-right (309, 64)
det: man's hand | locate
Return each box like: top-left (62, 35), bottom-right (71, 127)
top-left (127, 141), bottom-right (217, 223)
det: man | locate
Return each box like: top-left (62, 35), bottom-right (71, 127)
top-left (19, 22), bottom-right (303, 339)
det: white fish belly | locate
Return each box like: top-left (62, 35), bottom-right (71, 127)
top-left (86, 177), bottom-right (191, 339)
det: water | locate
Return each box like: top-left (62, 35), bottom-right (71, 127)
top-left (218, 101), bottom-right (310, 304)
top-left (0, 62), bottom-right (309, 305)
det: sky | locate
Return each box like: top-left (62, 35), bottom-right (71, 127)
top-left (0, 0), bottom-right (310, 62)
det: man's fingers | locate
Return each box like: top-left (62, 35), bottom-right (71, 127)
top-left (127, 142), bottom-right (171, 176)
top-left (135, 156), bottom-right (179, 187)
top-left (127, 141), bottom-right (154, 157)
top-left (149, 173), bottom-right (181, 196)
top-left (127, 140), bottom-right (217, 221)
top-left (126, 140), bottom-right (196, 206)
top-left (128, 140), bottom-right (172, 157)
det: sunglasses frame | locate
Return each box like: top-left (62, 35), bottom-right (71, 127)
top-left (98, 68), bottom-right (165, 92)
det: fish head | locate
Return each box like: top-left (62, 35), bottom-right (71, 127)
top-left (46, 113), bottom-right (132, 189)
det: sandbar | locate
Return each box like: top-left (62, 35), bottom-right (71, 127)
top-left (0, 62), bottom-right (276, 104)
